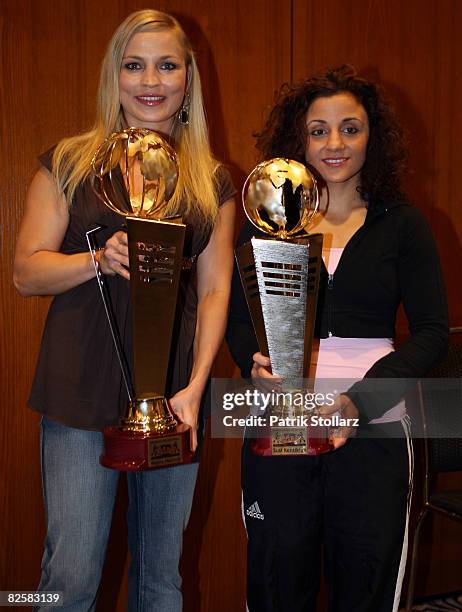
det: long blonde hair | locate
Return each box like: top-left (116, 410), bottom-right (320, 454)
top-left (52, 9), bottom-right (219, 227)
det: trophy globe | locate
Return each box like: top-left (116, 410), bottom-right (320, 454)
top-left (91, 127), bottom-right (179, 219)
top-left (242, 158), bottom-right (319, 239)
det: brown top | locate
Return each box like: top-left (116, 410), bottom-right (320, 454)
top-left (29, 149), bottom-right (236, 430)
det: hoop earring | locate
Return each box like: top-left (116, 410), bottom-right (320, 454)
top-left (178, 92), bottom-right (190, 125)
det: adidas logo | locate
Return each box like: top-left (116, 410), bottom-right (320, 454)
top-left (246, 501), bottom-right (264, 520)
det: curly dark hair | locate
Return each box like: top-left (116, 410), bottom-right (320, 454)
top-left (255, 65), bottom-right (408, 203)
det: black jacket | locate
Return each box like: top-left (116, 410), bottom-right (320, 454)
top-left (226, 201), bottom-right (449, 421)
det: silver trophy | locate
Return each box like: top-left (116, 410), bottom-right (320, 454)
top-left (236, 158), bottom-right (331, 455)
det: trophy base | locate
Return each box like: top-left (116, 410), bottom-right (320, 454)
top-left (100, 423), bottom-right (193, 471)
top-left (250, 426), bottom-right (332, 457)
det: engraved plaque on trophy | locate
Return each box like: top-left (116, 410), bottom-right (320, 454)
top-left (88, 128), bottom-right (193, 470)
top-left (236, 158), bottom-right (331, 456)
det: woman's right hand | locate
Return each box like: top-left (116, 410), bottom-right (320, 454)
top-left (97, 231), bottom-right (130, 280)
top-left (251, 352), bottom-right (282, 392)
top-left (251, 352), bottom-right (272, 378)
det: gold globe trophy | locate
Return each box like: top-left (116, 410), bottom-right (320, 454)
top-left (236, 158), bottom-right (331, 455)
top-left (87, 128), bottom-right (193, 470)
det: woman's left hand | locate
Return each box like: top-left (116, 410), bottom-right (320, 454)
top-left (315, 394), bottom-right (359, 450)
top-left (169, 386), bottom-right (202, 452)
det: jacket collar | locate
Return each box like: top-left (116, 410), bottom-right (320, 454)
top-left (364, 199), bottom-right (408, 224)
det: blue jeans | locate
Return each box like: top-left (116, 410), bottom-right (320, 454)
top-left (36, 417), bottom-right (199, 612)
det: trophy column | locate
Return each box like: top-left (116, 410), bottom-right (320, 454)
top-left (101, 216), bottom-right (194, 470)
top-left (237, 233), bottom-right (330, 456)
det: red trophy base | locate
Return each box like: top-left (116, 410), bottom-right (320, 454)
top-left (250, 424), bottom-right (332, 457)
top-left (100, 423), bottom-right (193, 471)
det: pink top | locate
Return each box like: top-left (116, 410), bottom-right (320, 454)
top-left (310, 248), bottom-right (405, 424)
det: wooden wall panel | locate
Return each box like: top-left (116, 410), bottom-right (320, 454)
top-left (1, 3), bottom-right (51, 593)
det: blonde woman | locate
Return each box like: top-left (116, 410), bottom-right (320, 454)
top-left (14, 10), bottom-right (235, 611)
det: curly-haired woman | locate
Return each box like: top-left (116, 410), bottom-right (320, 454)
top-left (227, 66), bottom-right (447, 611)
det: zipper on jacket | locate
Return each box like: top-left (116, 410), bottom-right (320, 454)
top-left (327, 273), bottom-right (334, 337)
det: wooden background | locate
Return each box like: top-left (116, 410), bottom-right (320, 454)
top-left (1, 0), bottom-right (461, 610)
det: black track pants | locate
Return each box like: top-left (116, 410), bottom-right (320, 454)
top-left (242, 420), bottom-right (412, 612)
